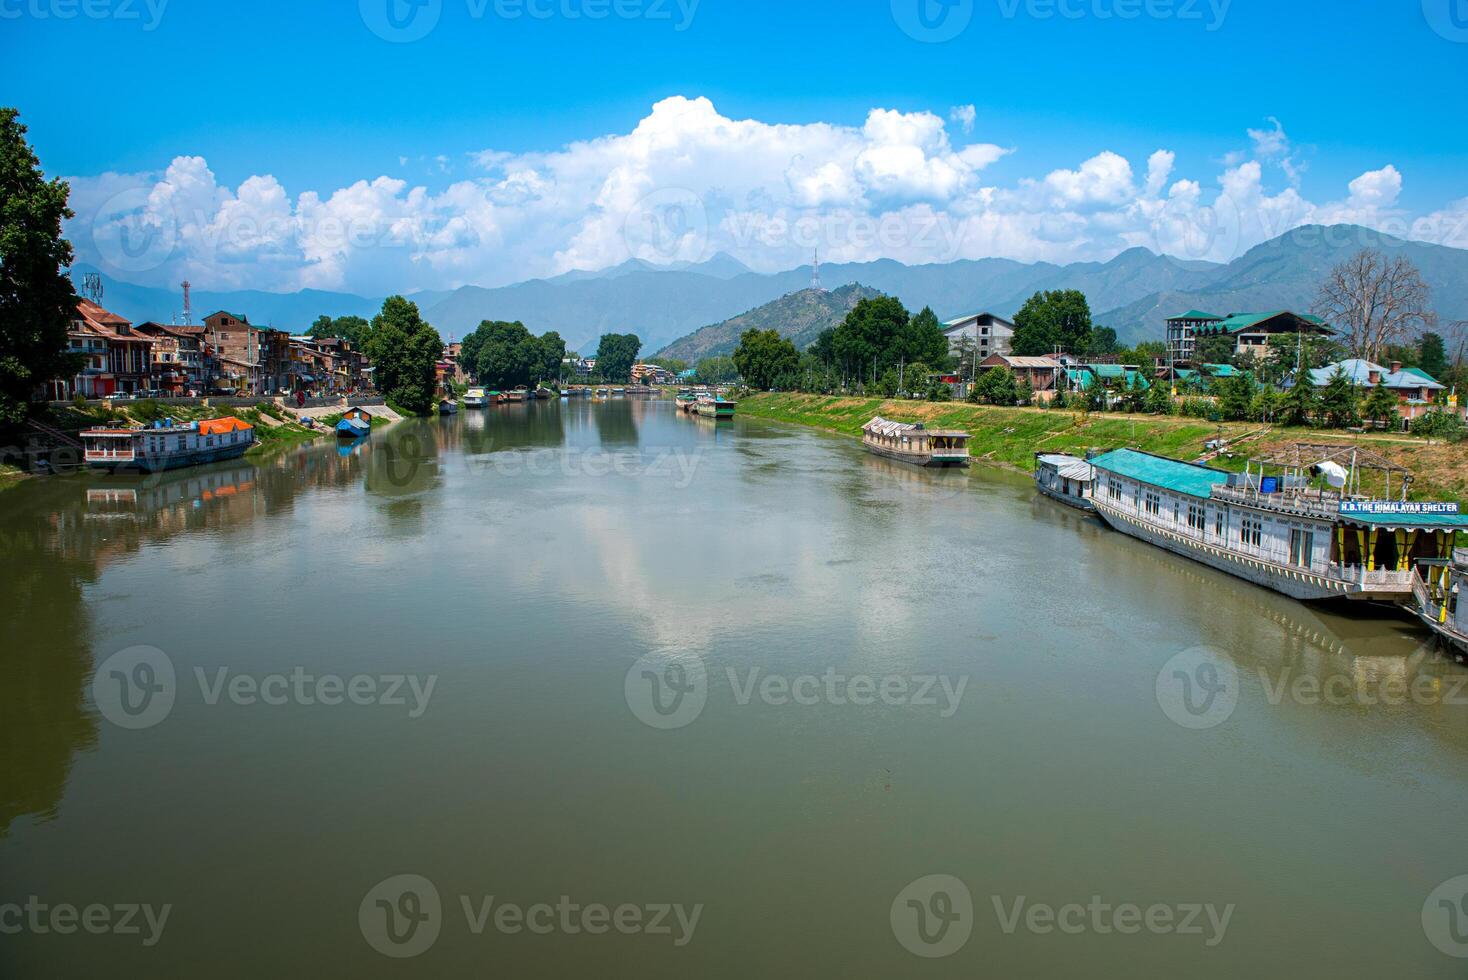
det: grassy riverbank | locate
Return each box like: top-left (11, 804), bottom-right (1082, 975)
top-left (739, 392), bottom-right (1468, 506)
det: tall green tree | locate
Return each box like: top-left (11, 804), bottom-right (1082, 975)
top-left (1319, 367), bottom-right (1361, 428)
top-left (365, 296), bottom-right (442, 415)
top-left (1010, 290), bottom-right (1092, 357)
top-left (695, 355), bottom-right (739, 385)
top-left (0, 108), bottom-right (78, 423)
top-left (1088, 326), bottom-right (1119, 356)
top-left (1215, 373), bottom-right (1257, 421)
top-left (1362, 382), bottom-right (1400, 428)
top-left (308, 314), bottom-right (371, 347)
top-left (898, 306), bottom-right (951, 369)
top-left (733, 328), bottom-right (799, 389)
top-left (831, 295), bottom-right (910, 380)
top-left (1281, 377), bottom-right (1319, 427)
top-left (971, 366), bottom-right (1018, 406)
top-left (594, 333), bottom-right (641, 382)
top-left (1193, 333), bottom-right (1237, 367)
top-left (1420, 331), bottom-right (1448, 380)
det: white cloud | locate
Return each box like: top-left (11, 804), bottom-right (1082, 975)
top-left (65, 100), bottom-right (1466, 295)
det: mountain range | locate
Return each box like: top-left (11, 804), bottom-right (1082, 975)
top-left (656, 283), bottom-right (883, 362)
top-left (77, 225), bottom-right (1468, 355)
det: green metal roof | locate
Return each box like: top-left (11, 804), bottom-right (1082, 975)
top-left (1169, 310), bottom-right (1223, 321)
top-left (1218, 311), bottom-right (1328, 332)
top-left (1399, 366), bottom-right (1439, 383)
top-left (1202, 363), bottom-right (1239, 377)
top-left (1089, 449), bottom-right (1230, 500)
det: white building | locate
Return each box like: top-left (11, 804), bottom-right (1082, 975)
top-left (943, 312), bottom-right (1014, 361)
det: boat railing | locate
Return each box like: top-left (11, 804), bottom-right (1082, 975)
top-left (1210, 485), bottom-right (1348, 520)
top-left (1320, 565), bottom-right (1416, 591)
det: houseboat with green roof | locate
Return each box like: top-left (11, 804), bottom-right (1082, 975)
top-left (1089, 444), bottom-right (1468, 603)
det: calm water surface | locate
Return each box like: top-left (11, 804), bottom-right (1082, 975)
top-left (5, 398), bottom-right (1468, 977)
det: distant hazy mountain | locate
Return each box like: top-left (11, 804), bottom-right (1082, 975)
top-left (657, 283), bottom-right (883, 361)
top-left (1095, 226), bottom-right (1468, 343)
top-left (80, 226), bottom-right (1468, 353)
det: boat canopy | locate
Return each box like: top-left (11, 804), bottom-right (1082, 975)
top-left (863, 416), bottom-right (969, 439)
top-left (1037, 453), bottom-right (1095, 482)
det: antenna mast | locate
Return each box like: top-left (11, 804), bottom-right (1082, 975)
top-left (811, 249), bottom-right (824, 293)
top-left (180, 280), bottom-right (192, 326)
top-left (80, 273), bottom-right (103, 303)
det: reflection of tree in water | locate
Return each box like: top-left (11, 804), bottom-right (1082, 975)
top-left (592, 399), bottom-right (639, 446)
top-left (0, 445), bottom-right (369, 836)
top-left (460, 403), bottom-right (570, 456)
top-left (0, 480), bottom-right (98, 837)
top-left (365, 422), bottom-right (442, 534)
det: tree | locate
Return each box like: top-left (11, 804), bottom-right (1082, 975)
top-left (1144, 378), bottom-right (1174, 415)
top-left (951, 334), bottom-right (979, 382)
top-left (308, 314), bottom-right (371, 347)
top-left (365, 296), bottom-right (442, 415)
top-left (1215, 373), bottom-right (1257, 422)
top-left (535, 331), bottom-right (566, 384)
top-left (1319, 367), bottom-right (1361, 428)
top-left (1011, 290), bottom-right (1092, 357)
top-left (1121, 373), bottom-right (1148, 413)
top-left (972, 366), bottom-right (1018, 406)
top-left (1250, 387), bottom-right (1284, 423)
top-left (732, 328), bottom-right (799, 389)
top-left (831, 295), bottom-right (911, 380)
top-left (1420, 331), bottom-right (1448, 381)
top-left (1193, 332), bottom-right (1237, 367)
top-left (898, 307), bottom-right (951, 370)
top-left (644, 356), bottom-right (688, 375)
top-left (0, 108), bottom-right (78, 423)
top-left (1362, 383), bottom-right (1400, 428)
top-left (694, 355), bottom-right (739, 385)
top-left (594, 333), bottom-right (641, 382)
top-left (1281, 377), bottom-right (1319, 427)
top-left (1088, 326), bottom-right (1119, 356)
top-left (1314, 249), bottom-right (1435, 361)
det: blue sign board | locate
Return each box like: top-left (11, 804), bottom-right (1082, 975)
top-left (1340, 501), bottom-right (1461, 516)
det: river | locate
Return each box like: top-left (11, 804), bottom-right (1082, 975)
top-left (4, 397), bottom-right (1468, 976)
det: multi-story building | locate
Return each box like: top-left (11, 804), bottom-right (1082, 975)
top-left (943, 312), bottom-right (1015, 362)
top-left (204, 311), bottom-right (292, 394)
top-left (1165, 310), bottom-right (1332, 364)
top-left (53, 299), bottom-right (155, 398)
top-left (134, 322), bottom-right (209, 395)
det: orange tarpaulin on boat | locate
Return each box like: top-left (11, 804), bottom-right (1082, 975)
top-left (198, 417), bottom-right (254, 435)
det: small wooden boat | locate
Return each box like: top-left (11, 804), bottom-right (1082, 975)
top-left (1034, 453), bottom-right (1096, 511)
top-left (439, 399), bottom-right (459, 415)
top-left (612, 387), bottom-right (626, 396)
top-left (674, 393), bottom-right (697, 412)
top-left (861, 416), bottom-right (970, 467)
top-left (335, 406), bottom-right (373, 439)
top-left (463, 387), bottom-right (487, 408)
top-left (489, 391), bottom-right (506, 404)
top-left (534, 387), bottom-right (553, 400)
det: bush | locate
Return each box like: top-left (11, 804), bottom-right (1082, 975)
top-left (1181, 397), bottom-right (1221, 421)
top-left (1411, 409), bottom-right (1465, 440)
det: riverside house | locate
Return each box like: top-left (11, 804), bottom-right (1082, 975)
top-left (1300, 359), bottom-right (1448, 423)
top-left (49, 299), bottom-right (154, 399)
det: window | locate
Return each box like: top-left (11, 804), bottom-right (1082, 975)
top-left (1144, 492), bottom-right (1161, 517)
top-left (1187, 504), bottom-right (1207, 531)
top-left (1108, 479), bottom-right (1122, 502)
top-left (1239, 518), bottom-right (1262, 548)
top-left (1289, 529), bottom-right (1315, 568)
top-left (1215, 512), bottom-right (1224, 537)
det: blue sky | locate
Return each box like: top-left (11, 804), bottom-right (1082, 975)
top-left (5, 0), bottom-right (1467, 293)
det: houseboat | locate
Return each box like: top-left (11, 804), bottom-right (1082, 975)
top-left (82, 416), bottom-right (256, 473)
top-left (1035, 453), bottom-right (1096, 511)
top-left (438, 398), bottom-right (459, 415)
top-left (534, 386), bottom-right (553, 400)
top-left (463, 388), bottom-right (487, 408)
top-left (1414, 550), bottom-right (1468, 657)
top-left (693, 394), bottom-right (737, 419)
top-left (1089, 443), bottom-right (1468, 603)
top-left (335, 406), bottom-right (373, 439)
top-left (860, 416), bottom-right (970, 467)
top-left (506, 388), bottom-right (528, 402)
top-left (675, 392), bottom-right (697, 412)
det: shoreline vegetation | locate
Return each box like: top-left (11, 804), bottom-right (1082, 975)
top-left (737, 392), bottom-right (1468, 507)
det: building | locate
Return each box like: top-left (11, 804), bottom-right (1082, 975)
top-left (631, 363), bottom-right (675, 385)
top-left (977, 354), bottom-right (1063, 396)
top-left (204, 311), bottom-right (291, 395)
top-left (134, 322), bottom-right (209, 395)
top-left (1301, 359), bottom-right (1448, 422)
top-left (943, 313), bottom-right (1014, 361)
top-left (1165, 310), bottom-right (1332, 364)
top-left (48, 299), bottom-right (155, 398)
top-left (1153, 362), bottom-right (1242, 392)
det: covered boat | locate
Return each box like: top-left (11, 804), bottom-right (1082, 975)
top-left (463, 387), bottom-right (487, 408)
top-left (335, 406), bottom-right (373, 438)
top-left (1035, 453), bottom-right (1096, 510)
top-left (82, 416), bottom-right (256, 473)
top-left (1089, 443), bottom-right (1468, 603)
top-left (861, 417), bottom-right (970, 467)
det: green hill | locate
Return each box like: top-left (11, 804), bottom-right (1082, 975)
top-left (656, 283), bottom-right (882, 361)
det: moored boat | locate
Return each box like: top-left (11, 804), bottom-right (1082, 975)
top-left (506, 387), bottom-right (529, 402)
top-left (860, 416), bottom-right (970, 467)
top-left (1414, 549), bottom-right (1468, 656)
top-left (535, 386), bottom-right (553, 400)
top-left (675, 392), bottom-right (697, 412)
top-left (1089, 443), bottom-right (1468, 603)
top-left (463, 387), bottom-right (487, 408)
top-left (82, 416), bottom-right (256, 473)
top-left (439, 398), bottom-right (459, 415)
top-left (1035, 453), bottom-right (1096, 511)
top-left (335, 406), bottom-right (373, 439)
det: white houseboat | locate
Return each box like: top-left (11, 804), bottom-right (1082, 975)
top-left (1034, 453), bottom-right (1096, 511)
top-left (1089, 444), bottom-right (1468, 603)
top-left (861, 417), bottom-right (971, 467)
top-left (1414, 549), bottom-right (1468, 657)
top-left (82, 416), bottom-right (256, 473)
